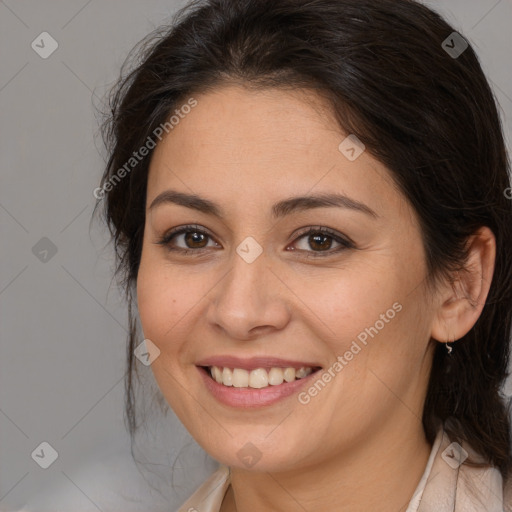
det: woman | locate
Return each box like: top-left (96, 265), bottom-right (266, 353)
top-left (95, 0), bottom-right (512, 510)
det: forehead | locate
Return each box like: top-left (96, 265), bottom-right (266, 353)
top-left (146, 83), bottom-right (403, 219)
top-left (159, 84), bottom-right (340, 158)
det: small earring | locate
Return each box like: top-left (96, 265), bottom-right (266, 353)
top-left (446, 342), bottom-right (453, 355)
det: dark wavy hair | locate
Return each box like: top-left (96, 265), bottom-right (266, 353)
top-left (94, 0), bottom-right (512, 480)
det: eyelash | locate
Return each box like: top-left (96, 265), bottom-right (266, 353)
top-left (155, 224), bottom-right (355, 258)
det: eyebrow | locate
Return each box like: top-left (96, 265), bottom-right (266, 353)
top-left (148, 189), bottom-right (378, 219)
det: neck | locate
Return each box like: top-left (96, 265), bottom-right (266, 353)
top-left (221, 420), bottom-right (432, 512)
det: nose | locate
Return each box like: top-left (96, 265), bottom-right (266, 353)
top-left (205, 247), bottom-right (291, 341)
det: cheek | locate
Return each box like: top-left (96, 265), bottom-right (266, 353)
top-left (290, 264), bottom-right (402, 337)
top-left (135, 247), bottom-right (217, 359)
top-left (136, 251), bottom-right (184, 350)
top-left (297, 261), bottom-right (429, 376)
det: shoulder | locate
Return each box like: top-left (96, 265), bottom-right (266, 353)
top-left (175, 465), bottom-right (231, 512)
top-left (416, 424), bottom-right (506, 511)
top-left (504, 471), bottom-right (512, 509)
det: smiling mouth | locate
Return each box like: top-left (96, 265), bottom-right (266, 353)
top-left (199, 365), bottom-right (322, 389)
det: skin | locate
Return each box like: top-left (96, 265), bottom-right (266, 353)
top-left (136, 83), bottom-right (495, 512)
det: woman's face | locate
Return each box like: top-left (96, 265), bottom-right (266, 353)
top-left (137, 84), bottom-right (438, 472)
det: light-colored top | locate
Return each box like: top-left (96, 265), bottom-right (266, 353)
top-left (176, 427), bottom-right (510, 511)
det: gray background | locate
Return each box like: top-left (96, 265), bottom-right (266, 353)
top-left (1, 1), bottom-right (511, 510)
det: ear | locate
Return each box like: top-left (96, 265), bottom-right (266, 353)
top-left (430, 226), bottom-right (496, 344)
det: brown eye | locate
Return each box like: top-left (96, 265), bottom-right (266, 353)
top-left (184, 231), bottom-right (209, 248)
top-left (155, 225), bottom-right (220, 254)
top-left (308, 233), bottom-right (334, 251)
top-left (290, 227), bottom-right (354, 257)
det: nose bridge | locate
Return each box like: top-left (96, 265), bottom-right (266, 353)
top-left (227, 250), bottom-right (262, 302)
top-left (207, 242), bottom-right (289, 339)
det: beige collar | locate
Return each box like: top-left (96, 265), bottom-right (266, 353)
top-left (177, 427), bottom-right (506, 511)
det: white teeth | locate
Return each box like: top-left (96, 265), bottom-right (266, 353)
top-left (295, 367), bottom-right (313, 378)
top-left (249, 368), bottom-right (268, 388)
top-left (283, 368), bottom-right (296, 382)
top-left (222, 367), bottom-right (233, 386)
top-left (207, 365), bottom-right (316, 388)
top-left (268, 367), bottom-right (284, 386)
top-left (212, 366), bottom-right (223, 384)
top-left (232, 368), bottom-right (249, 387)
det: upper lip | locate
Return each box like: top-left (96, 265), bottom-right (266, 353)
top-left (195, 356), bottom-right (322, 371)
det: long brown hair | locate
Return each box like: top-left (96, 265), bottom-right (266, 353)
top-left (95, 0), bottom-right (512, 479)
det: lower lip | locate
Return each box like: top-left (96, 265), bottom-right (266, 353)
top-left (197, 366), bottom-right (321, 408)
